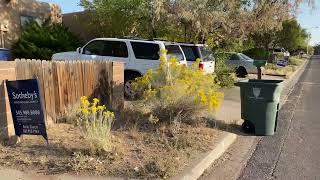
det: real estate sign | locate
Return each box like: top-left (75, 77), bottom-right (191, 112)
top-left (6, 79), bottom-right (48, 142)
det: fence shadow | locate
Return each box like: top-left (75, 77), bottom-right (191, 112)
top-left (90, 68), bottom-right (111, 109)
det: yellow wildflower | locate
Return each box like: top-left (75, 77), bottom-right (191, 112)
top-left (80, 99), bottom-right (90, 107)
top-left (80, 108), bottom-right (89, 115)
top-left (91, 107), bottom-right (97, 113)
top-left (80, 96), bottom-right (87, 101)
top-left (103, 111), bottom-right (115, 118)
top-left (97, 105), bottom-right (106, 111)
top-left (92, 98), bottom-right (99, 106)
top-left (198, 90), bottom-right (207, 105)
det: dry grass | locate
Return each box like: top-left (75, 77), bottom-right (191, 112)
top-left (262, 56), bottom-right (305, 78)
top-left (263, 65), bottom-right (297, 78)
top-left (0, 123), bottom-right (221, 179)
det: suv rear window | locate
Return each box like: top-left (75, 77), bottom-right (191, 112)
top-left (200, 46), bottom-right (214, 61)
top-left (181, 45), bottom-right (201, 61)
top-left (131, 42), bottom-right (160, 60)
top-left (165, 45), bottom-right (184, 61)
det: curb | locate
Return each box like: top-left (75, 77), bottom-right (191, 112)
top-left (279, 59), bottom-right (308, 107)
top-left (172, 132), bottom-right (237, 180)
top-left (173, 59), bottom-right (308, 180)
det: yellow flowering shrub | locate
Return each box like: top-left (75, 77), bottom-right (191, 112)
top-left (76, 96), bottom-right (115, 153)
top-left (132, 50), bottom-right (224, 124)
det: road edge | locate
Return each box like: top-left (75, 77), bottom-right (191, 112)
top-left (280, 59), bottom-right (308, 106)
top-left (172, 132), bottom-right (237, 180)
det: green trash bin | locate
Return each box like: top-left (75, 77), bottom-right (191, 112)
top-left (236, 79), bottom-right (284, 136)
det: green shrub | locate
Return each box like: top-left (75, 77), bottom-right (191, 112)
top-left (242, 48), bottom-right (269, 60)
top-left (132, 50), bottom-right (224, 124)
top-left (12, 20), bottom-right (82, 60)
top-left (75, 96), bottom-right (115, 154)
top-left (214, 53), bottom-right (235, 88)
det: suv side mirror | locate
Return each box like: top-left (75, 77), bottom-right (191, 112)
top-left (76, 47), bottom-right (82, 54)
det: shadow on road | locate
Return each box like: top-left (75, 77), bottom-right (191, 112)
top-left (206, 119), bottom-right (254, 137)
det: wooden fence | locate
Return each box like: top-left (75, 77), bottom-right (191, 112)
top-left (14, 59), bottom-right (124, 124)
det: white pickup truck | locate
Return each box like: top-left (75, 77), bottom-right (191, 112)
top-left (52, 38), bottom-right (187, 97)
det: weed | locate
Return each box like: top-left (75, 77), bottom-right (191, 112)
top-left (75, 96), bottom-right (115, 154)
top-left (289, 56), bottom-right (304, 66)
top-left (132, 49), bottom-right (224, 125)
top-left (214, 54), bottom-right (235, 88)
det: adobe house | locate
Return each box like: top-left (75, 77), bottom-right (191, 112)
top-left (0, 0), bottom-right (62, 49)
top-left (62, 11), bottom-right (98, 43)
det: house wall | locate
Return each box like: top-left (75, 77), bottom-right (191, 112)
top-left (62, 11), bottom-right (98, 43)
top-left (0, 0), bottom-right (62, 49)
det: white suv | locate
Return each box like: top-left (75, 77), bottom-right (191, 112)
top-left (52, 38), bottom-right (187, 97)
top-left (178, 43), bottom-right (215, 74)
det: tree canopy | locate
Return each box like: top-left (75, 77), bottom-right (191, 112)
top-left (79, 0), bottom-right (314, 50)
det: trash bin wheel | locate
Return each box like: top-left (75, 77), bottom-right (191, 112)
top-left (242, 120), bottom-right (255, 134)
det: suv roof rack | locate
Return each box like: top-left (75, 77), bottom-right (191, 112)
top-left (119, 36), bottom-right (153, 41)
top-left (153, 38), bottom-right (168, 41)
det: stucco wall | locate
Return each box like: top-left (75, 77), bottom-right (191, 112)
top-left (62, 11), bottom-right (98, 43)
top-left (0, 62), bottom-right (16, 142)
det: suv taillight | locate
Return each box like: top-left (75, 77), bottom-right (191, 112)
top-left (199, 63), bottom-right (204, 70)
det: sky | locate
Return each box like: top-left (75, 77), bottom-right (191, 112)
top-left (41, 0), bottom-right (83, 14)
top-left (297, 2), bottom-right (320, 46)
top-left (41, 0), bottom-right (320, 46)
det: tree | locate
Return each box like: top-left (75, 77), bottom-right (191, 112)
top-left (80, 0), bottom-right (314, 46)
top-left (250, 18), bottom-right (308, 54)
top-left (276, 19), bottom-right (308, 52)
top-left (314, 44), bottom-right (320, 55)
top-left (80, 0), bottom-right (164, 38)
top-left (12, 21), bottom-right (82, 60)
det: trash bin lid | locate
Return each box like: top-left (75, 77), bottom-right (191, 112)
top-left (235, 79), bottom-right (283, 87)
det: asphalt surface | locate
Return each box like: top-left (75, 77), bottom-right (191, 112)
top-left (238, 56), bottom-right (320, 180)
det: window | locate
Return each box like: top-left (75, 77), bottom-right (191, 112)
top-left (239, 54), bottom-right (254, 61)
top-left (20, 15), bottom-right (42, 28)
top-left (165, 45), bottom-right (184, 61)
top-left (82, 40), bottom-right (105, 56)
top-left (200, 46), bottom-right (215, 61)
top-left (229, 54), bottom-right (240, 60)
top-left (101, 41), bottom-right (128, 57)
top-left (181, 45), bottom-right (201, 61)
top-left (131, 42), bottom-right (160, 60)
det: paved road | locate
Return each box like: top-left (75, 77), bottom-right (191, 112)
top-left (238, 56), bottom-right (320, 180)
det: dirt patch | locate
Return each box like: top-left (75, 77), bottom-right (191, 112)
top-left (0, 123), bottom-right (221, 179)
